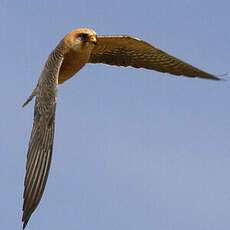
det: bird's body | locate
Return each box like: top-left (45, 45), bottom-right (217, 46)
top-left (58, 48), bottom-right (85, 83)
top-left (22, 27), bottom-right (221, 229)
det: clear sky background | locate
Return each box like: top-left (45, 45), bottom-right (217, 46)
top-left (1, 1), bottom-right (230, 229)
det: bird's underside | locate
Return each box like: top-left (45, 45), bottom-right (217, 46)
top-left (22, 27), bottom-right (221, 229)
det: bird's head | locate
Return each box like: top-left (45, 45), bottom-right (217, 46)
top-left (63, 28), bottom-right (97, 52)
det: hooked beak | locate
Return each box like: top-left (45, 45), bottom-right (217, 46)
top-left (88, 35), bottom-right (97, 45)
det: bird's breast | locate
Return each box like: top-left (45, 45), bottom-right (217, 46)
top-left (58, 48), bottom-right (90, 84)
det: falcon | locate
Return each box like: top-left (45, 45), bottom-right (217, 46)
top-left (22, 27), bottom-right (220, 228)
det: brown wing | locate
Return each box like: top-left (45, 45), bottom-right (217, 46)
top-left (89, 35), bottom-right (219, 80)
top-left (22, 44), bottom-right (64, 229)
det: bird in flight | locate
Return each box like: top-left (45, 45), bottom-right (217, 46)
top-left (22, 27), bottom-right (220, 228)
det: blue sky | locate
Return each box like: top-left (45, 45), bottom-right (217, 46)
top-left (1, 0), bottom-right (230, 229)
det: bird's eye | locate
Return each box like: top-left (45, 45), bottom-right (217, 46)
top-left (78, 33), bottom-right (88, 41)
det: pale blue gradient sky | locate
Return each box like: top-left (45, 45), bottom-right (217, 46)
top-left (1, 1), bottom-right (230, 229)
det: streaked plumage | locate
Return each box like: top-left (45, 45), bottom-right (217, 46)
top-left (89, 35), bottom-right (219, 80)
top-left (22, 27), bottom-right (221, 229)
top-left (22, 42), bottom-right (64, 228)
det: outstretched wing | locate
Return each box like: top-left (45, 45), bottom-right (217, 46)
top-left (89, 35), bottom-right (219, 80)
top-left (22, 45), bottom-right (64, 229)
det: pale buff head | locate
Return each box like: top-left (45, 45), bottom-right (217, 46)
top-left (63, 27), bottom-right (97, 51)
